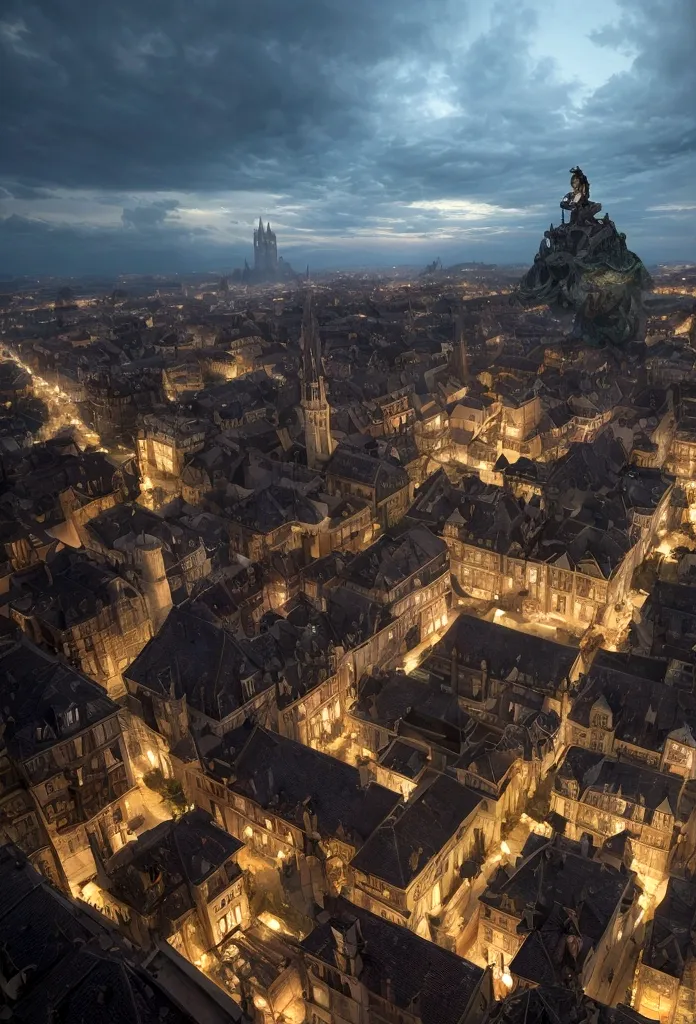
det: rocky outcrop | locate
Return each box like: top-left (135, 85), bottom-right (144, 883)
top-left (514, 168), bottom-right (652, 347)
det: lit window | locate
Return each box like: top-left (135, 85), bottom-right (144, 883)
top-left (312, 985), bottom-right (329, 1009)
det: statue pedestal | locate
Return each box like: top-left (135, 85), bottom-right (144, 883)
top-left (514, 212), bottom-right (652, 347)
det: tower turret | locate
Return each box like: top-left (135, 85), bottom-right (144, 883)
top-left (133, 534), bottom-right (172, 632)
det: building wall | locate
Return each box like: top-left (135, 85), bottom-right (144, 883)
top-left (445, 482), bottom-right (669, 630)
top-left (351, 803), bottom-right (499, 941)
top-left (635, 963), bottom-right (682, 1024)
top-left (550, 787), bottom-right (674, 887)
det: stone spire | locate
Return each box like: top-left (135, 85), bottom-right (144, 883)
top-left (301, 289), bottom-right (321, 385)
top-left (453, 305), bottom-right (468, 382)
top-left (300, 288), bottom-right (333, 470)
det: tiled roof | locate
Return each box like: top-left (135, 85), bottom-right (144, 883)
top-left (351, 772), bottom-right (482, 887)
top-left (301, 898), bottom-right (484, 1024)
top-left (213, 725), bottom-right (400, 847)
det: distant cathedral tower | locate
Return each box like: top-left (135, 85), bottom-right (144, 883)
top-left (300, 290), bottom-right (333, 469)
top-left (253, 217), bottom-right (278, 274)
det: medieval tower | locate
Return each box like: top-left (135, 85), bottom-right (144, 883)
top-left (132, 534), bottom-right (173, 632)
top-left (300, 290), bottom-right (333, 469)
top-left (253, 218), bottom-right (278, 275)
top-left (452, 305), bottom-right (469, 382)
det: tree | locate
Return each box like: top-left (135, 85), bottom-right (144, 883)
top-left (142, 768), bottom-right (188, 819)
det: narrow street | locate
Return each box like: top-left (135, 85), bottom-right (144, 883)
top-left (451, 821), bottom-right (532, 961)
top-left (4, 346), bottom-right (103, 447)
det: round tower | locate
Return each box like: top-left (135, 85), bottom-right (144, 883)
top-left (133, 534), bottom-right (172, 632)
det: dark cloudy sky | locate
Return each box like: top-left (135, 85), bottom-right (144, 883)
top-left (1, 0), bottom-right (695, 277)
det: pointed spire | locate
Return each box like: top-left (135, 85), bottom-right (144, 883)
top-left (301, 286), bottom-right (321, 385)
top-left (453, 303), bottom-right (469, 381)
top-left (258, 216), bottom-right (265, 237)
top-left (267, 221), bottom-right (272, 235)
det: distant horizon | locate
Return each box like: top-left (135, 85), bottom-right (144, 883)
top-left (1, 254), bottom-right (695, 289)
top-left (1, 221), bottom-right (695, 282)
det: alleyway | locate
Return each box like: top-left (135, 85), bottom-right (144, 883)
top-left (451, 821), bottom-right (531, 961)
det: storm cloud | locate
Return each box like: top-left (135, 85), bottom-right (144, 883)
top-left (0, 0), bottom-right (694, 275)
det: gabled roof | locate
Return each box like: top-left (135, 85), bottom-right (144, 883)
top-left (125, 607), bottom-right (275, 721)
top-left (0, 639), bottom-right (118, 766)
top-left (210, 725), bottom-right (400, 847)
top-left (104, 810), bottom-right (242, 921)
top-left (301, 898), bottom-right (484, 1024)
top-left (642, 875), bottom-right (696, 978)
top-left (428, 614), bottom-right (578, 692)
top-left (350, 772), bottom-right (482, 888)
top-left (481, 834), bottom-right (630, 946)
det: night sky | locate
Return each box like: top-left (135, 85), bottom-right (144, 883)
top-left (1, 0), bottom-right (695, 276)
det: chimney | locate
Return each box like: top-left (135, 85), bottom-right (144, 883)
top-left (358, 764), bottom-right (372, 789)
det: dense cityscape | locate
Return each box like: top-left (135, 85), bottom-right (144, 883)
top-left (0, 169), bottom-right (695, 1024)
top-left (2, 0), bottom-right (696, 1020)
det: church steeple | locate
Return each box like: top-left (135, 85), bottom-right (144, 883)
top-left (452, 305), bottom-right (469, 382)
top-left (301, 290), bottom-right (321, 385)
top-left (300, 288), bottom-right (333, 470)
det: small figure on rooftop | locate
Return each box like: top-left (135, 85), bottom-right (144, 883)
top-left (560, 166), bottom-right (602, 224)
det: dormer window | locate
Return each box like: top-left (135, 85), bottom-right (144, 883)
top-left (64, 707), bottom-right (80, 729)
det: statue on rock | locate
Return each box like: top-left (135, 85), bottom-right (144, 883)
top-left (559, 166), bottom-right (602, 225)
top-left (513, 167), bottom-right (652, 347)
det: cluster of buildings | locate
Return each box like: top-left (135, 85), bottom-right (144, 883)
top-left (0, 251), bottom-right (695, 1024)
